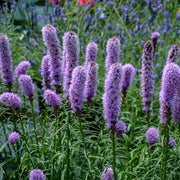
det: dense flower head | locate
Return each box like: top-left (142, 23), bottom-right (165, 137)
top-left (151, 32), bottom-right (160, 39)
top-left (18, 75), bottom-right (34, 98)
top-left (8, 132), bottom-right (20, 145)
top-left (105, 37), bottom-right (120, 71)
top-left (103, 63), bottom-right (122, 128)
top-left (168, 137), bottom-right (176, 149)
top-left (166, 44), bottom-right (180, 64)
top-left (85, 61), bottom-right (98, 101)
top-left (41, 55), bottom-right (51, 90)
top-left (15, 61), bottom-right (30, 78)
top-left (69, 66), bottom-right (86, 113)
top-left (115, 120), bottom-right (127, 136)
top-left (101, 168), bottom-right (113, 180)
top-left (44, 90), bottom-right (61, 107)
top-left (77, 0), bottom-right (95, 6)
top-left (0, 92), bottom-right (21, 110)
top-left (121, 63), bottom-right (135, 92)
top-left (159, 63), bottom-right (180, 124)
top-left (141, 41), bottom-right (154, 112)
top-left (63, 31), bottom-right (79, 95)
top-left (29, 169), bottom-right (45, 180)
top-left (84, 42), bottom-right (98, 69)
top-left (41, 24), bottom-right (61, 87)
top-left (146, 127), bottom-right (160, 146)
top-left (0, 35), bottom-right (14, 86)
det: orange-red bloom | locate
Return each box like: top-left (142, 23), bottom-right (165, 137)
top-left (76, 0), bottom-right (95, 6)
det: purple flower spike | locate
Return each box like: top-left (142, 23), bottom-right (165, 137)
top-left (121, 63), bottom-right (135, 102)
top-left (8, 132), bottom-right (20, 145)
top-left (15, 61), bottom-right (30, 78)
top-left (141, 41), bottom-right (154, 112)
top-left (85, 61), bottom-right (98, 101)
top-left (146, 127), bottom-right (160, 146)
top-left (151, 32), bottom-right (160, 58)
top-left (69, 66), bottom-right (86, 114)
top-left (105, 37), bottom-right (120, 72)
top-left (18, 75), bottom-right (34, 99)
top-left (84, 42), bottom-right (98, 69)
top-left (41, 55), bottom-right (51, 90)
top-left (0, 92), bottom-right (21, 110)
top-left (166, 44), bottom-right (180, 64)
top-left (0, 35), bottom-right (14, 89)
top-left (115, 120), bottom-right (127, 136)
top-left (29, 169), bottom-right (46, 180)
top-left (102, 168), bottom-right (113, 180)
top-left (159, 63), bottom-right (180, 124)
top-left (168, 137), bottom-right (176, 149)
top-left (44, 90), bottom-right (61, 108)
top-left (103, 63), bottom-right (122, 129)
top-left (151, 32), bottom-right (160, 39)
top-left (41, 25), bottom-right (61, 90)
top-left (63, 31), bottom-right (79, 96)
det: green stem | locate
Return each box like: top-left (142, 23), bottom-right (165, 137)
top-left (85, 101), bottom-right (90, 122)
top-left (112, 125), bottom-right (117, 180)
top-left (78, 112), bottom-right (93, 180)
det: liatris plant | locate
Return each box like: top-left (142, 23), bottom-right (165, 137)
top-left (105, 37), bottom-right (120, 72)
top-left (41, 24), bottom-right (61, 93)
top-left (159, 63), bottom-right (180, 180)
top-left (29, 169), bottom-right (46, 180)
top-left (18, 75), bottom-right (34, 101)
top-left (166, 44), bottom-right (180, 64)
top-left (168, 137), bottom-right (176, 149)
top-left (121, 63), bottom-right (135, 105)
top-left (41, 55), bottom-right (51, 90)
top-left (151, 32), bottom-right (160, 58)
top-left (103, 63), bottom-right (123, 180)
top-left (0, 35), bottom-right (14, 91)
top-left (115, 120), bottom-right (127, 137)
top-left (63, 31), bottom-right (79, 97)
top-left (84, 61), bottom-right (98, 102)
top-left (101, 168), bottom-right (114, 180)
top-left (146, 127), bottom-right (160, 146)
top-left (84, 42), bottom-right (98, 69)
top-left (8, 132), bottom-right (20, 145)
top-left (15, 61), bottom-right (30, 78)
top-left (141, 41), bottom-right (154, 127)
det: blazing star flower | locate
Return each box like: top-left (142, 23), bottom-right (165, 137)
top-left (44, 90), bottom-right (61, 108)
top-left (168, 137), bottom-right (176, 149)
top-left (0, 92), bottom-right (21, 111)
top-left (103, 63), bottom-right (122, 129)
top-left (76, 0), bottom-right (95, 6)
top-left (146, 127), bottom-right (160, 146)
top-left (115, 120), bottom-right (127, 136)
top-left (151, 32), bottom-right (160, 58)
top-left (166, 44), bottom-right (180, 64)
top-left (159, 63), bottom-right (180, 124)
top-left (85, 61), bottom-right (98, 101)
top-left (69, 66), bottom-right (86, 114)
top-left (8, 132), bottom-right (20, 145)
top-left (101, 168), bottom-right (113, 180)
top-left (105, 37), bottom-right (120, 72)
top-left (29, 169), bottom-right (46, 180)
top-left (15, 61), bottom-right (31, 78)
top-left (0, 35), bottom-right (14, 89)
top-left (18, 75), bottom-right (34, 99)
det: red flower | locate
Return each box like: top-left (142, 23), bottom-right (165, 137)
top-left (76, 0), bottom-right (95, 6)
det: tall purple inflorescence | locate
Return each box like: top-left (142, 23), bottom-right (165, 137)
top-left (146, 127), bottom-right (160, 146)
top-left (151, 32), bottom-right (160, 57)
top-left (141, 41), bottom-right (154, 118)
top-left (166, 44), bottom-right (180, 64)
top-left (103, 63), bottom-right (122, 129)
top-left (0, 92), bottom-right (21, 111)
top-left (29, 169), bottom-right (46, 180)
top-left (8, 132), bottom-right (20, 145)
top-left (85, 61), bottom-right (98, 101)
top-left (63, 31), bottom-right (79, 97)
top-left (41, 24), bottom-right (61, 92)
top-left (0, 35), bottom-right (14, 90)
top-left (121, 63), bottom-right (135, 103)
top-left (84, 42), bottom-right (98, 69)
top-left (15, 61), bottom-right (30, 78)
top-left (160, 63), bottom-right (180, 124)
top-left (115, 120), bottom-right (127, 136)
top-left (41, 55), bottom-right (51, 90)
top-left (69, 66), bottom-right (86, 114)
top-left (105, 37), bottom-right (120, 72)
top-left (44, 90), bottom-right (61, 108)
top-left (18, 75), bottom-right (34, 100)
